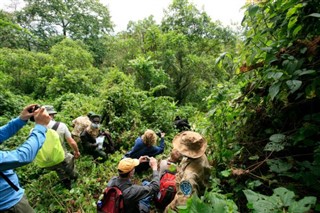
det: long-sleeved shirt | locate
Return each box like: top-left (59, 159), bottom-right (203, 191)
top-left (165, 155), bottom-right (211, 212)
top-left (125, 136), bottom-right (165, 158)
top-left (0, 117), bottom-right (47, 210)
top-left (108, 170), bottom-right (160, 213)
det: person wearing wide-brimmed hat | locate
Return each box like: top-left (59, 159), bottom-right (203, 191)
top-left (164, 131), bottom-right (211, 212)
top-left (107, 157), bottom-right (160, 213)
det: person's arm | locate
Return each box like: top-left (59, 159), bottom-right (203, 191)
top-left (80, 130), bottom-right (98, 148)
top-left (0, 124), bottom-right (47, 171)
top-left (153, 134), bottom-right (166, 154)
top-left (0, 104), bottom-right (50, 143)
top-left (61, 123), bottom-right (81, 158)
top-left (102, 131), bottom-right (115, 153)
top-left (126, 157), bottom-right (160, 201)
top-left (0, 106), bottom-right (50, 171)
top-left (66, 137), bottom-right (80, 158)
top-left (0, 118), bottom-right (26, 143)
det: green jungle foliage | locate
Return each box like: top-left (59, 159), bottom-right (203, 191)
top-left (0, 0), bottom-right (319, 212)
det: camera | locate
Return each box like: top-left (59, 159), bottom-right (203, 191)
top-left (144, 156), bottom-right (150, 162)
top-left (156, 132), bottom-right (162, 138)
top-left (28, 105), bottom-right (41, 122)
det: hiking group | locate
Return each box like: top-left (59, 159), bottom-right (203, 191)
top-left (0, 104), bottom-right (211, 213)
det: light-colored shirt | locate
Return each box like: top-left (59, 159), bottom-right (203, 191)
top-left (0, 117), bottom-right (47, 210)
top-left (71, 116), bottom-right (91, 137)
top-left (48, 120), bottom-right (71, 151)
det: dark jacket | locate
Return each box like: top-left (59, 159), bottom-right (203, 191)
top-left (80, 130), bottom-right (97, 152)
top-left (108, 170), bottom-right (160, 213)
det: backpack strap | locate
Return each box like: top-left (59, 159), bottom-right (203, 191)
top-left (0, 172), bottom-right (19, 191)
top-left (52, 122), bottom-right (60, 131)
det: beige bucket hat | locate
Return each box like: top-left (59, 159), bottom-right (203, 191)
top-left (172, 131), bottom-right (207, 159)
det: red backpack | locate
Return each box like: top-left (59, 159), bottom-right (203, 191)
top-left (154, 172), bottom-right (177, 209)
top-left (97, 186), bottom-right (125, 213)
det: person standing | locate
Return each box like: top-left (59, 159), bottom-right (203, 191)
top-left (43, 105), bottom-right (80, 189)
top-left (0, 104), bottom-right (51, 213)
top-left (165, 131), bottom-right (211, 212)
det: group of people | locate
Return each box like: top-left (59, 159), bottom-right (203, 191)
top-left (106, 130), bottom-right (211, 212)
top-left (72, 111), bottom-right (115, 162)
top-left (0, 104), bottom-right (210, 212)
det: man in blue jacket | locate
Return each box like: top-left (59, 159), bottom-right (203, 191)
top-left (0, 104), bottom-right (51, 213)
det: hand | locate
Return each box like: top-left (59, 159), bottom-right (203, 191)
top-left (161, 132), bottom-right (166, 138)
top-left (74, 151), bottom-right (80, 159)
top-left (149, 157), bottom-right (158, 170)
top-left (19, 104), bottom-right (38, 121)
top-left (34, 107), bottom-right (51, 126)
top-left (139, 155), bottom-right (150, 163)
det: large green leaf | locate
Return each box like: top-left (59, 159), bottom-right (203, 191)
top-left (264, 142), bottom-right (285, 152)
top-left (286, 80), bottom-right (302, 93)
top-left (288, 197), bottom-right (317, 213)
top-left (267, 72), bottom-right (283, 80)
top-left (273, 187), bottom-right (295, 207)
top-left (269, 134), bottom-right (286, 143)
top-left (269, 82), bottom-right (281, 100)
top-left (244, 187), bottom-right (316, 213)
top-left (267, 159), bottom-right (293, 173)
top-left (243, 189), bottom-right (278, 212)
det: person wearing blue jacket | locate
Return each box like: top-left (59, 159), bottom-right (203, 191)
top-left (124, 129), bottom-right (165, 173)
top-left (0, 105), bottom-right (51, 213)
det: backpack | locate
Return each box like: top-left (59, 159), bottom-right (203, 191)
top-left (154, 172), bottom-right (177, 209)
top-left (97, 186), bottom-right (125, 213)
top-left (34, 122), bottom-right (65, 168)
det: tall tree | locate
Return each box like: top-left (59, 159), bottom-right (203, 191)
top-left (159, 0), bottom-right (237, 104)
top-left (15, 0), bottom-right (113, 64)
top-left (0, 10), bottom-right (31, 49)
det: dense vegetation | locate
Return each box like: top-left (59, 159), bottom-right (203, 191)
top-left (0, 0), bottom-right (319, 212)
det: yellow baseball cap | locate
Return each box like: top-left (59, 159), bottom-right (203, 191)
top-left (118, 158), bottom-right (140, 174)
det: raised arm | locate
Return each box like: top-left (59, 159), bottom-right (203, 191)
top-left (0, 104), bottom-right (40, 143)
top-left (0, 106), bottom-right (50, 171)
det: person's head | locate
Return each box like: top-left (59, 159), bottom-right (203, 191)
top-left (172, 131), bottom-right (207, 159)
top-left (169, 148), bottom-right (183, 163)
top-left (87, 111), bottom-right (94, 119)
top-left (90, 114), bottom-right (101, 129)
top-left (141, 129), bottom-right (157, 146)
top-left (43, 105), bottom-right (57, 119)
top-left (175, 116), bottom-right (181, 121)
top-left (118, 158), bottom-right (140, 178)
